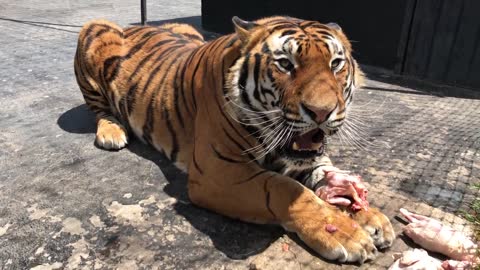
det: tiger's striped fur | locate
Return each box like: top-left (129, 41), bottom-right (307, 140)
top-left (74, 16), bottom-right (394, 263)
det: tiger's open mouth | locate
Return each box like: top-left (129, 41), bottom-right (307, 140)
top-left (283, 128), bottom-right (325, 158)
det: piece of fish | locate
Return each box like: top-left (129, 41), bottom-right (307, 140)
top-left (400, 208), bottom-right (478, 262)
top-left (315, 167), bottom-right (369, 211)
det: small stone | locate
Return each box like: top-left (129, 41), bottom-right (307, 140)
top-left (35, 246), bottom-right (44, 255)
top-left (123, 193), bottom-right (132, 198)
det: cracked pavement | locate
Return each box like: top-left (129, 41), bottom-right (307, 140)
top-left (0, 0), bottom-right (479, 269)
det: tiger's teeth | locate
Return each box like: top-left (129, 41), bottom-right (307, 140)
top-left (312, 142), bottom-right (323, 149)
top-left (292, 142), bottom-right (299, 150)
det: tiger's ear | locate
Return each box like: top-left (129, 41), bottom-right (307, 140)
top-left (326, 22), bottom-right (342, 31)
top-left (232, 16), bottom-right (258, 43)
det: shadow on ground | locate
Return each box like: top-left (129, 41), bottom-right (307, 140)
top-left (363, 67), bottom-right (480, 100)
top-left (57, 104), bottom-right (284, 260)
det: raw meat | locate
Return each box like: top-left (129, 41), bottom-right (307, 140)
top-left (315, 167), bottom-right (369, 211)
top-left (400, 208), bottom-right (478, 262)
top-left (388, 248), bottom-right (443, 270)
top-left (442, 259), bottom-right (475, 270)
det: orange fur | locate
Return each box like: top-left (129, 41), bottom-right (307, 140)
top-left (74, 16), bottom-right (393, 263)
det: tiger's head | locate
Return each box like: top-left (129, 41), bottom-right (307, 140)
top-left (225, 16), bottom-right (364, 168)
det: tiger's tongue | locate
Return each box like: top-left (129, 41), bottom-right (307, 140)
top-left (292, 129), bottom-right (324, 151)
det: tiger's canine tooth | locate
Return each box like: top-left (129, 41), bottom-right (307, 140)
top-left (312, 142), bottom-right (323, 150)
top-left (292, 142), bottom-right (299, 150)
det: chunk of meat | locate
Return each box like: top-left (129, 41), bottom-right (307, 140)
top-left (441, 259), bottom-right (475, 270)
top-left (315, 167), bottom-right (369, 211)
top-left (388, 248), bottom-right (443, 270)
top-left (400, 208), bottom-right (478, 262)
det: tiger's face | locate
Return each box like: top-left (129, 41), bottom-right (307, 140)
top-left (226, 16), bottom-right (363, 168)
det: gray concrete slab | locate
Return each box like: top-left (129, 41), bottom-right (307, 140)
top-left (0, 1), bottom-right (479, 269)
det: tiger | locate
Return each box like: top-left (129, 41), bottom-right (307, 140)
top-left (74, 16), bottom-right (395, 263)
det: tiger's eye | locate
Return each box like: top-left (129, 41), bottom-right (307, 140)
top-left (331, 58), bottom-right (343, 70)
top-left (278, 58), bottom-right (294, 72)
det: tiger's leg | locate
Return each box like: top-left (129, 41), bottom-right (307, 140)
top-left (74, 63), bottom-right (128, 150)
top-left (188, 165), bottom-right (378, 263)
top-left (305, 157), bottom-right (395, 249)
top-left (76, 80), bottom-right (128, 150)
top-left (74, 20), bottom-right (129, 150)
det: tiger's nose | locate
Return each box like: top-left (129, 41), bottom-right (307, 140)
top-left (302, 103), bottom-right (335, 123)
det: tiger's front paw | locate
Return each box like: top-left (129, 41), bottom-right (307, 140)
top-left (287, 205), bottom-right (378, 264)
top-left (350, 207), bottom-right (395, 249)
top-left (95, 118), bottom-right (128, 150)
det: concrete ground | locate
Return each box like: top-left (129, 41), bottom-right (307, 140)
top-left (0, 0), bottom-right (479, 269)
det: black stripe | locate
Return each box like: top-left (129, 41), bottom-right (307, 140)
top-left (128, 39), bottom-right (176, 81)
top-left (182, 33), bottom-right (203, 41)
top-left (234, 170), bottom-right (269, 185)
top-left (280, 29), bottom-right (297, 37)
top-left (141, 48), bottom-right (182, 144)
top-left (82, 94), bottom-right (101, 104)
top-left (142, 106), bottom-right (154, 145)
top-left (126, 82), bottom-right (138, 115)
top-left (189, 46), bottom-right (210, 111)
top-left (315, 30), bottom-right (334, 39)
top-left (215, 96), bottom-right (254, 149)
top-left (84, 24), bottom-right (122, 50)
top-left (93, 41), bottom-right (123, 55)
top-left (142, 43), bottom-right (186, 157)
top-left (178, 50), bottom-right (196, 117)
top-left (211, 145), bottom-right (244, 163)
top-left (124, 27), bottom-right (146, 38)
top-left (158, 54), bottom-right (183, 119)
top-left (283, 36), bottom-right (294, 45)
top-left (140, 45), bottom-right (183, 96)
top-left (238, 54), bottom-right (252, 107)
top-left (300, 21), bottom-right (320, 28)
top-left (261, 43), bottom-right (271, 54)
top-left (104, 30), bottom-right (160, 82)
top-left (252, 53), bottom-right (263, 105)
top-left (165, 116), bottom-right (179, 161)
top-left (87, 104), bottom-right (106, 114)
top-left (222, 127), bottom-right (256, 160)
top-left (85, 27), bottom-right (111, 50)
top-left (296, 45), bottom-right (303, 55)
top-left (118, 95), bottom-right (129, 120)
top-left (225, 36), bottom-right (239, 48)
top-left (172, 58), bottom-right (185, 129)
top-left (271, 24), bottom-right (296, 32)
top-left (344, 83), bottom-right (353, 102)
top-left (260, 86), bottom-right (275, 100)
top-left (192, 141), bottom-right (204, 174)
top-left (102, 55), bottom-right (122, 82)
top-left (264, 178), bottom-right (277, 219)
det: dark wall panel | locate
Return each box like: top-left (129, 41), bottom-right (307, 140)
top-left (403, 0), bottom-right (480, 89)
top-left (202, 0), bottom-right (409, 70)
top-left (202, 0), bottom-right (480, 90)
